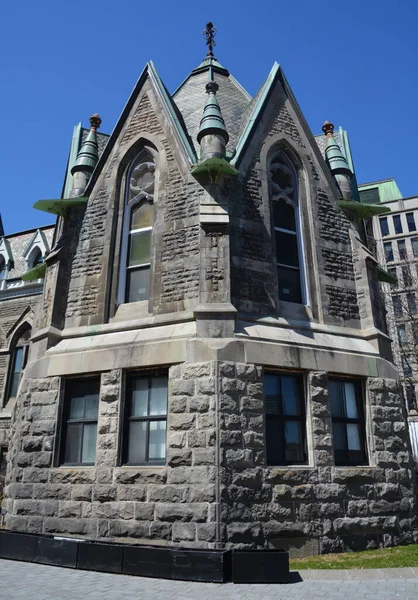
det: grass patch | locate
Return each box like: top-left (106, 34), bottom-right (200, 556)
top-left (290, 544), bottom-right (418, 570)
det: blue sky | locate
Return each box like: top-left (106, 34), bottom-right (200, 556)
top-left (1, 0), bottom-right (417, 234)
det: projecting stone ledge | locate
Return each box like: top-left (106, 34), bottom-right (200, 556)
top-left (193, 303), bottom-right (237, 338)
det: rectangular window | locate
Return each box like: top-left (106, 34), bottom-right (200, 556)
top-left (123, 371), bottom-right (168, 465)
top-left (61, 378), bottom-right (100, 466)
top-left (359, 187), bottom-right (380, 204)
top-left (329, 379), bottom-right (367, 466)
top-left (405, 385), bottom-right (416, 411)
top-left (264, 372), bottom-right (307, 466)
top-left (402, 266), bottom-right (413, 288)
top-left (393, 295), bottom-right (403, 317)
top-left (8, 347), bottom-right (24, 399)
top-left (397, 324), bottom-right (406, 345)
top-left (379, 217), bottom-right (389, 237)
top-left (402, 355), bottom-right (412, 377)
top-left (411, 237), bottom-right (418, 258)
top-left (398, 239), bottom-right (407, 260)
top-left (384, 242), bottom-right (393, 262)
top-left (406, 213), bottom-right (416, 232)
top-left (407, 293), bottom-right (417, 315)
top-left (393, 215), bottom-right (403, 234)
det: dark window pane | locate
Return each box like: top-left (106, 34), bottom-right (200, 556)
top-left (12, 347), bottom-right (23, 374)
top-left (412, 238), bottom-right (418, 258)
top-left (62, 378), bottom-right (100, 466)
top-left (81, 423), bottom-right (97, 463)
top-left (281, 376), bottom-right (300, 415)
top-left (131, 378), bottom-right (149, 416)
top-left (284, 421), bottom-right (304, 463)
top-left (148, 421), bottom-right (166, 462)
top-left (264, 372), bottom-right (306, 466)
top-left (359, 187), bottom-right (380, 204)
top-left (379, 217), bottom-right (389, 237)
top-left (398, 240), bottom-right (407, 260)
top-left (384, 242), bottom-right (393, 262)
top-left (407, 294), bottom-right (417, 315)
top-left (128, 230), bottom-right (151, 267)
top-left (126, 267), bottom-right (150, 303)
top-left (264, 374), bottom-right (279, 399)
top-left (407, 213), bottom-right (416, 232)
top-left (70, 395), bottom-right (85, 419)
top-left (277, 266), bottom-right (302, 304)
top-left (332, 422), bottom-right (346, 450)
top-left (85, 393), bottom-right (99, 419)
top-left (275, 231), bottom-right (299, 267)
top-left (403, 266), bottom-right (413, 287)
top-left (9, 373), bottom-right (21, 398)
top-left (273, 199), bottom-right (296, 231)
top-left (127, 420), bottom-right (147, 464)
top-left (393, 215), bottom-right (402, 234)
top-left (397, 325), bottom-right (406, 345)
top-left (271, 166), bottom-right (293, 193)
top-left (329, 380), bottom-right (344, 417)
top-left (64, 423), bottom-right (82, 464)
top-left (266, 419), bottom-right (282, 465)
top-left (149, 377), bottom-right (168, 415)
top-left (393, 296), bottom-right (403, 317)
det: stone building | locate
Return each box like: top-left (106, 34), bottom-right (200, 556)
top-left (0, 222), bottom-right (54, 489)
top-left (359, 178), bottom-right (418, 467)
top-left (1, 24), bottom-right (417, 555)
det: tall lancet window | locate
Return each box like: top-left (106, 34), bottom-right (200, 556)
top-left (120, 151), bottom-right (155, 304)
top-left (270, 153), bottom-right (304, 304)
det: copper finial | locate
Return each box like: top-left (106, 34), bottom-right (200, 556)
top-left (90, 113), bottom-right (102, 131)
top-left (322, 121), bottom-right (334, 137)
top-left (203, 22), bottom-right (217, 57)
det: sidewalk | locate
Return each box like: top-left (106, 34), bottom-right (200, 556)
top-left (1, 559), bottom-right (418, 600)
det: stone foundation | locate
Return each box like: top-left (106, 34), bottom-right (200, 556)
top-left (3, 363), bottom-right (417, 555)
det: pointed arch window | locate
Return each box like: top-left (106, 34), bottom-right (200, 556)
top-left (6, 326), bottom-right (31, 402)
top-left (30, 248), bottom-right (43, 268)
top-left (270, 153), bottom-right (304, 304)
top-left (119, 151), bottom-right (155, 304)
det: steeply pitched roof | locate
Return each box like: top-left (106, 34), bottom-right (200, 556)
top-left (173, 58), bottom-right (251, 156)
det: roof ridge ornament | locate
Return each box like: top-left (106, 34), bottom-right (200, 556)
top-left (203, 22), bottom-right (216, 58)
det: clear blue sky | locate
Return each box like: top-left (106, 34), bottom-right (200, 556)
top-left (1, 0), bottom-right (417, 234)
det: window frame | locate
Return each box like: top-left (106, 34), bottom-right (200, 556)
top-left (269, 151), bottom-right (308, 306)
top-left (379, 216), bottom-right (389, 237)
top-left (397, 239), bottom-right (407, 260)
top-left (122, 369), bottom-right (168, 466)
top-left (329, 377), bottom-right (368, 467)
top-left (5, 327), bottom-right (31, 405)
top-left (383, 241), bottom-right (393, 262)
top-left (117, 149), bottom-right (156, 306)
top-left (59, 377), bottom-right (100, 467)
top-left (406, 213), bottom-right (416, 233)
top-left (393, 214), bottom-right (403, 235)
top-left (264, 370), bottom-right (308, 467)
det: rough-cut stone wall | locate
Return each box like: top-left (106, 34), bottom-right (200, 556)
top-left (3, 363), bottom-right (416, 554)
top-left (218, 367), bottom-right (417, 554)
top-left (3, 364), bottom-right (219, 547)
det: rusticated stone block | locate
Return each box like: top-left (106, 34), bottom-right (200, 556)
top-left (154, 503), bottom-right (208, 522)
top-left (172, 522), bottom-right (196, 541)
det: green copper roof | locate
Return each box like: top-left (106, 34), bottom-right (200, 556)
top-left (358, 179), bottom-right (403, 203)
top-left (191, 157), bottom-right (238, 178)
top-left (71, 115), bottom-right (101, 175)
top-left (21, 261), bottom-right (47, 281)
top-left (197, 81), bottom-right (229, 144)
top-left (33, 197), bottom-right (88, 217)
top-left (338, 199), bottom-right (391, 219)
top-left (376, 265), bottom-right (397, 285)
top-left (325, 134), bottom-right (352, 175)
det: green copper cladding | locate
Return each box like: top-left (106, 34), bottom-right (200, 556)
top-left (322, 121), bottom-right (352, 176)
top-left (33, 197), bottom-right (88, 216)
top-left (197, 81), bottom-right (229, 144)
top-left (338, 199), bottom-right (391, 220)
top-left (21, 261), bottom-right (47, 282)
top-left (71, 114), bottom-right (101, 175)
top-left (191, 157), bottom-right (238, 177)
top-left (376, 264), bottom-right (398, 285)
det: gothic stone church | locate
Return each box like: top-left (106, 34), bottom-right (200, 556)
top-left (1, 25), bottom-right (417, 556)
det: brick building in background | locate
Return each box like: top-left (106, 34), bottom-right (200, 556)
top-left (1, 24), bottom-right (417, 555)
